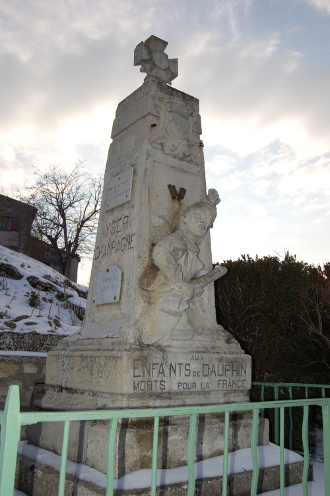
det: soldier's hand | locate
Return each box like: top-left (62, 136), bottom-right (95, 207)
top-left (171, 281), bottom-right (194, 299)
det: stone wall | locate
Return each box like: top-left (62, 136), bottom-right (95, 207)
top-left (0, 355), bottom-right (46, 410)
top-left (0, 331), bottom-right (63, 410)
top-left (0, 331), bottom-right (62, 352)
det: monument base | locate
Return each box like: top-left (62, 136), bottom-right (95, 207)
top-left (16, 450), bottom-right (311, 496)
top-left (27, 412), bottom-right (269, 477)
top-left (36, 339), bottom-right (251, 409)
top-left (28, 337), bottom-right (256, 477)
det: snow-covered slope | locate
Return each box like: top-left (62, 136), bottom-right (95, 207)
top-left (0, 246), bottom-right (87, 336)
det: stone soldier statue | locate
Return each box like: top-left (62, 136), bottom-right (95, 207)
top-left (139, 189), bottom-right (228, 346)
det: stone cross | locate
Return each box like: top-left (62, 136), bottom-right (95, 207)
top-left (134, 35), bottom-right (178, 84)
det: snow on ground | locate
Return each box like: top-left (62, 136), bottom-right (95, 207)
top-left (18, 440), bottom-right (320, 493)
top-left (0, 246), bottom-right (87, 336)
top-left (310, 426), bottom-right (324, 459)
top-left (261, 460), bottom-right (325, 495)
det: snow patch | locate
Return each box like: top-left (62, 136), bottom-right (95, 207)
top-left (0, 351), bottom-right (47, 357)
top-left (261, 460), bottom-right (325, 495)
top-left (0, 246), bottom-right (86, 337)
top-left (18, 441), bottom-right (304, 491)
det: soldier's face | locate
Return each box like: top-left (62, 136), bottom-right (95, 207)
top-left (182, 208), bottom-right (210, 239)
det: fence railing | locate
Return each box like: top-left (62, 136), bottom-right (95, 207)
top-left (1, 384), bottom-right (330, 496)
top-left (252, 382), bottom-right (330, 455)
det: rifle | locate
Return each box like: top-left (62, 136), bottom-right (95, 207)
top-left (191, 265), bottom-right (227, 291)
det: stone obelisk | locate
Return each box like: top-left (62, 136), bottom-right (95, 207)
top-left (30, 36), bottom-right (258, 477)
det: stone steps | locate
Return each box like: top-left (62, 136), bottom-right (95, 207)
top-left (15, 453), bottom-right (312, 496)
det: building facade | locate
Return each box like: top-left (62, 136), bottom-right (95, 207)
top-left (0, 194), bottom-right (79, 282)
top-left (0, 194), bottom-right (37, 254)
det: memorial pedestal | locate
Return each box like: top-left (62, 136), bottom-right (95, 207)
top-left (37, 343), bottom-right (251, 409)
top-left (28, 411), bottom-right (268, 478)
top-left (29, 343), bottom-right (257, 477)
top-left (26, 36), bottom-right (260, 492)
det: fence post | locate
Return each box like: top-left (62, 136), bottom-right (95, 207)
top-left (280, 407), bottom-right (285, 496)
top-left (302, 405), bottom-right (309, 496)
top-left (187, 413), bottom-right (197, 496)
top-left (106, 418), bottom-right (118, 496)
top-left (250, 408), bottom-right (260, 496)
top-left (58, 420), bottom-right (70, 496)
top-left (0, 385), bottom-right (21, 496)
top-left (322, 403), bottom-right (330, 496)
top-left (274, 386), bottom-right (279, 445)
top-left (151, 416), bottom-right (159, 496)
top-left (289, 386), bottom-right (293, 451)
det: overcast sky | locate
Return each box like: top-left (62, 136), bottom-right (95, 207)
top-left (1, 0), bottom-right (330, 285)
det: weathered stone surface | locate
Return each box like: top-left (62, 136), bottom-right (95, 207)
top-left (15, 453), bottom-right (312, 496)
top-left (41, 71), bottom-right (250, 413)
top-left (0, 331), bottom-right (51, 411)
top-left (60, 75), bottom-right (231, 351)
top-left (38, 348), bottom-right (251, 412)
top-left (23, 363), bottom-right (39, 374)
top-left (134, 35), bottom-right (178, 85)
top-left (4, 320), bottom-right (16, 329)
top-left (27, 37), bottom-right (256, 492)
top-left (0, 330), bottom-right (62, 352)
top-left (28, 415), bottom-right (268, 477)
top-left (13, 315), bottom-right (31, 322)
top-left (0, 356), bottom-right (46, 410)
top-left (0, 261), bottom-right (23, 279)
top-left (27, 275), bottom-right (56, 292)
top-left (16, 455), bottom-right (105, 496)
top-left (0, 362), bottom-right (19, 378)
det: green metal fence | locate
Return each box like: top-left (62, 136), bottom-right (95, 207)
top-left (252, 382), bottom-right (330, 455)
top-left (1, 384), bottom-right (330, 496)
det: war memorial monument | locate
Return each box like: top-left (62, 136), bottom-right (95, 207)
top-left (26, 36), bottom-right (273, 491)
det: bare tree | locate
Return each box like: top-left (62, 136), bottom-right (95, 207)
top-left (22, 163), bottom-right (102, 279)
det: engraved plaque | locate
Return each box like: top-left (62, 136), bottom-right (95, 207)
top-left (105, 167), bottom-right (133, 211)
top-left (130, 353), bottom-right (251, 393)
top-left (93, 266), bottom-right (122, 305)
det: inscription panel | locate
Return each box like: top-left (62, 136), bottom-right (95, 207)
top-left (105, 167), bottom-right (134, 211)
top-left (47, 351), bottom-right (251, 397)
top-left (47, 353), bottom-right (123, 391)
top-left (94, 213), bottom-right (136, 261)
top-left (131, 354), bottom-right (251, 393)
top-left (93, 266), bottom-right (122, 305)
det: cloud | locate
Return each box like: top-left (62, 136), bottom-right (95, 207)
top-left (304, 0), bottom-right (330, 15)
top-left (1, 0), bottom-right (330, 280)
top-left (181, 35), bottom-right (330, 157)
top-left (206, 136), bottom-right (330, 268)
top-left (0, 0), bottom-right (254, 178)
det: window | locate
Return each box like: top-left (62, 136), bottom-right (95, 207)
top-left (0, 216), bottom-right (20, 231)
top-left (0, 216), bottom-right (11, 230)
